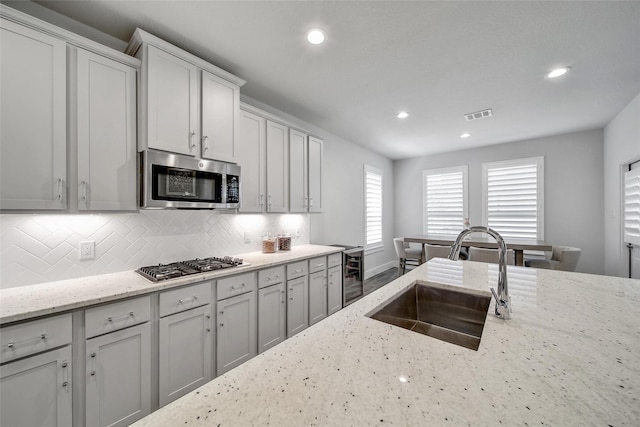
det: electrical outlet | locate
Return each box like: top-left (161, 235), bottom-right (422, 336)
top-left (79, 241), bottom-right (95, 260)
top-left (244, 232), bottom-right (251, 244)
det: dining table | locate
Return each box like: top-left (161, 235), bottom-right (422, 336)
top-left (404, 234), bottom-right (553, 266)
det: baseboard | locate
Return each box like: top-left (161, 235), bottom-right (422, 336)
top-left (365, 260), bottom-right (396, 280)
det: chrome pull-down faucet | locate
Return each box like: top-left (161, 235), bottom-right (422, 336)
top-left (448, 226), bottom-right (512, 319)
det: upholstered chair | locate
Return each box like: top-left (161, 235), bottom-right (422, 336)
top-left (469, 247), bottom-right (515, 265)
top-left (524, 246), bottom-right (581, 271)
top-left (393, 237), bottom-right (422, 276)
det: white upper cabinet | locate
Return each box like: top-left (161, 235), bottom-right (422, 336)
top-left (74, 48), bottom-right (137, 211)
top-left (290, 130), bottom-right (323, 213)
top-left (289, 129), bottom-right (308, 213)
top-left (144, 45), bottom-right (199, 156)
top-left (237, 109), bottom-right (266, 212)
top-left (308, 136), bottom-right (323, 212)
top-left (266, 120), bottom-right (289, 213)
top-left (128, 29), bottom-right (245, 161)
top-left (202, 70), bottom-right (239, 163)
top-left (0, 18), bottom-right (67, 210)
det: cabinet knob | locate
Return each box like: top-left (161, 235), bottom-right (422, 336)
top-left (61, 361), bottom-right (68, 368)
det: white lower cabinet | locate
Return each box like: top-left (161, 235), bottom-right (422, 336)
top-left (258, 282), bottom-right (286, 353)
top-left (216, 273), bottom-right (257, 375)
top-left (309, 270), bottom-right (328, 325)
top-left (85, 296), bottom-right (151, 427)
top-left (287, 275), bottom-right (309, 337)
top-left (159, 304), bottom-right (212, 406)
top-left (1, 346), bottom-right (72, 426)
top-left (328, 265), bottom-right (343, 315)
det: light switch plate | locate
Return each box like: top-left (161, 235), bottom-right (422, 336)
top-left (79, 241), bottom-right (95, 260)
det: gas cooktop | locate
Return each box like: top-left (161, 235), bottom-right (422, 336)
top-left (137, 256), bottom-right (246, 282)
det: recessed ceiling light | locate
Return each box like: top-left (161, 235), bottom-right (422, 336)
top-left (396, 111), bottom-right (409, 119)
top-left (306, 28), bottom-right (326, 45)
top-left (545, 67), bottom-right (571, 79)
top-left (460, 133), bottom-right (471, 138)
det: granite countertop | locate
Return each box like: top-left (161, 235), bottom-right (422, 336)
top-left (132, 258), bottom-right (640, 426)
top-left (0, 244), bottom-right (343, 325)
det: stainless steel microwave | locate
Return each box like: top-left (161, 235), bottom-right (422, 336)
top-left (140, 150), bottom-right (240, 209)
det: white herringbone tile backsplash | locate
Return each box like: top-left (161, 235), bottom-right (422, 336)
top-left (0, 211), bottom-right (309, 289)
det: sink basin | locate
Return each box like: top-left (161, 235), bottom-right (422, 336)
top-left (368, 281), bottom-right (492, 350)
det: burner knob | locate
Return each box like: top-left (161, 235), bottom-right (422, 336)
top-left (234, 258), bottom-right (242, 265)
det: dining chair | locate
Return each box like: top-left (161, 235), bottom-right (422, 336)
top-left (524, 246), bottom-right (581, 271)
top-left (393, 237), bottom-right (422, 276)
top-left (468, 247), bottom-right (515, 265)
top-left (424, 243), bottom-right (452, 262)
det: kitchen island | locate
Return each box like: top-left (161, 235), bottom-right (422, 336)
top-left (132, 258), bottom-right (640, 426)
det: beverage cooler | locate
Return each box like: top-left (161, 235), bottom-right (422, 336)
top-left (330, 245), bottom-right (364, 306)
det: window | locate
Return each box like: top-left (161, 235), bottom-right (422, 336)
top-left (624, 166), bottom-right (640, 246)
top-left (423, 166), bottom-right (468, 235)
top-left (482, 157), bottom-right (544, 240)
top-left (364, 165), bottom-right (383, 249)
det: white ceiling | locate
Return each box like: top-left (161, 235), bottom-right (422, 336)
top-left (30, 0), bottom-right (640, 160)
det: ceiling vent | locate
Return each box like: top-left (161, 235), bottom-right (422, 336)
top-left (464, 108), bottom-right (492, 121)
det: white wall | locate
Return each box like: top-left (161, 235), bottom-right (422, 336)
top-left (241, 96), bottom-right (397, 278)
top-left (394, 129), bottom-right (605, 275)
top-left (604, 91), bottom-right (640, 277)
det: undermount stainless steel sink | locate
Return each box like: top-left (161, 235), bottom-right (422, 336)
top-left (368, 281), bottom-right (492, 351)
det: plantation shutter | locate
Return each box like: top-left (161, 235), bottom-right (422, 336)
top-left (423, 166), bottom-right (468, 235)
top-left (483, 157), bottom-right (543, 240)
top-left (624, 167), bottom-right (640, 245)
top-left (365, 166), bottom-right (383, 247)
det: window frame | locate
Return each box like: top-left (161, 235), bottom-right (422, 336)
top-left (422, 165), bottom-right (469, 236)
top-left (364, 164), bottom-right (383, 252)
top-left (482, 156), bottom-right (545, 240)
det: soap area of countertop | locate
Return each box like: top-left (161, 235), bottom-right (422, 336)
top-left (132, 258), bottom-right (640, 426)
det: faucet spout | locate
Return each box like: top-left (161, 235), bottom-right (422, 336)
top-left (448, 226), bottom-right (511, 319)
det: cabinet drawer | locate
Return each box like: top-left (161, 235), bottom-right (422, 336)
top-left (159, 282), bottom-right (211, 317)
top-left (1, 313), bottom-right (72, 364)
top-left (216, 272), bottom-right (256, 301)
top-left (309, 256), bottom-right (327, 273)
top-left (258, 266), bottom-right (285, 289)
top-left (287, 260), bottom-right (308, 280)
top-left (328, 253), bottom-right (342, 268)
top-left (85, 296), bottom-right (151, 339)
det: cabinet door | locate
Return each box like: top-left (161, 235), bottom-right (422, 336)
top-left (86, 323), bottom-right (151, 427)
top-left (0, 346), bottom-right (72, 427)
top-left (289, 129), bottom-right (308, 213)
top-left (76, 48), bottom-right (137, 211)
top-left (308, 136), bottom-right (323, 213)
top-left (237, 110), bottom-right (266, 212)
top-left (217, 291), bottom-right (257, 375)
top-left (201, 70), bottom-right (239, 163)
top-left (309, 270), bottom-right (327, 325)
top-left (328, 265), bottom-right (343, 315)
top-left (0, 19), bottom-right (66, 210)
top-left (258, 282), bottom-right (286, 353)
top-left (287, 275), bottom-right (309, 337)
top-left (265, 120), bottom-right (288, 213)
top-left (159, 305), bottom-right (212, 406)
top-left (145, 45), bottom-right (199, 156)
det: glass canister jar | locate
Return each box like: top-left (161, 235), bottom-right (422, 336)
top-left (278, 233), bottom-right (291, 251)
top-left (262, 235), bottom-right (277, 253)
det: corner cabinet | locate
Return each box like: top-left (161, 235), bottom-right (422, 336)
top-left (290, 131), bottom-right (323, 213)
top-left (128, 28), bottom-right (245, 162)
top-left (0, 17), bottom-right (67, 210)
top-left (73, 48), bottom-right (137, 211)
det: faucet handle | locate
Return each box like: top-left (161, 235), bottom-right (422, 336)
top-left (490, 287), bottom-right (512, 320)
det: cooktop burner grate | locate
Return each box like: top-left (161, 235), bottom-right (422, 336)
top-left (136, 256), bottom-right (245, 282)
